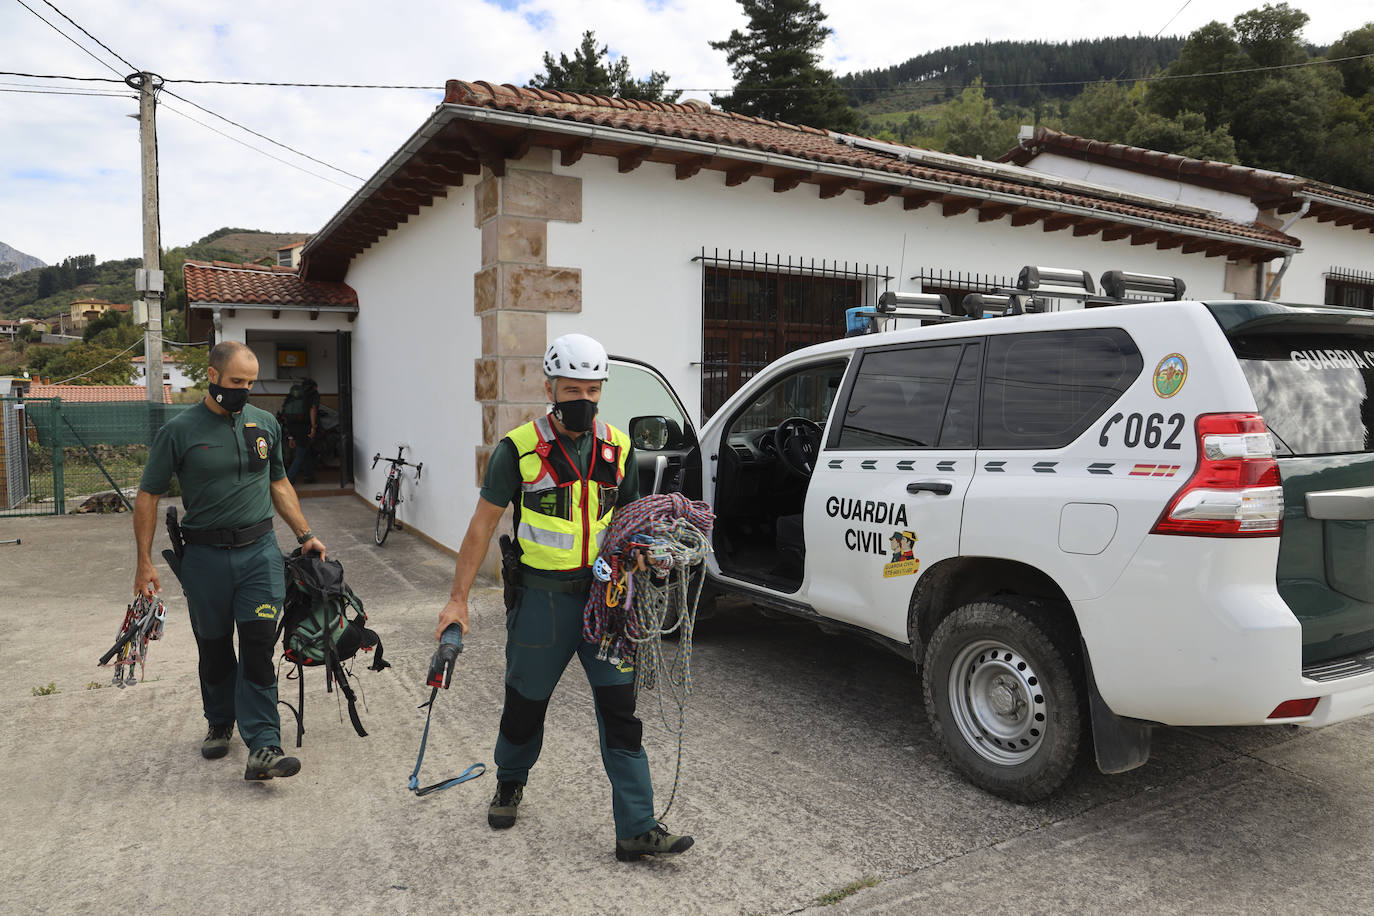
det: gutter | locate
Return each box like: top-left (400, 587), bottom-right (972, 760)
top-left (1262, 199), bottom-right (1312, 300)
top-left (304, 104), bottom-right (1300, 270)
top-left (1298, 190), bottom-right (1374, 220)
top-left (189, 300), bottom-right (358, 314)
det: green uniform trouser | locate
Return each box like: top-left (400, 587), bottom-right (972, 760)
top-left (180, 531), bottom-right (285, 752)
top-left (495, 586), bottom-right (658, 840)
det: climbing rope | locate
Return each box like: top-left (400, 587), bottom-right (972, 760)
top-left (583, 493), bottom-right (714, 819)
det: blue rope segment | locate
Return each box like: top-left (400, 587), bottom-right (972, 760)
top-left (409, 686), bottom-right (486, 797)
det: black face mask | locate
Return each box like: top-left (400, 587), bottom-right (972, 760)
top-left (552, 398), bottom-right (597, 433)
top-left (208, 382), bottom-right (250, 414)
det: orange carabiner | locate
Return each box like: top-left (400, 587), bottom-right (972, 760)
top-left (606, 576), bottom-right (626, 607)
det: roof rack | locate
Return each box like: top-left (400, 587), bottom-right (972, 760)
top-left (844, 265), bottom-right (1188, 337)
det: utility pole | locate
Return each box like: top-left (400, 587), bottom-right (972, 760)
top-left (129, 71), bottom-right (164, 404)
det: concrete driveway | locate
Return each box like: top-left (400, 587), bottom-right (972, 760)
top-left (4, 496), bottom-right (1374, 915)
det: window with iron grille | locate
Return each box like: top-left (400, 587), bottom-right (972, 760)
top-left (696, 249), bottom-right (889, 418)
top-left (1325, 267), bottom-right (1374, 310)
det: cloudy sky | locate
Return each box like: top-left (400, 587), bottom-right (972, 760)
top-left (1, 0), bottom-right (1366, 266)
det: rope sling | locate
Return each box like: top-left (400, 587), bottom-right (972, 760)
top-left (582, 493), bottom-right (714, 819)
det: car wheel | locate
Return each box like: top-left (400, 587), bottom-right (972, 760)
top-left (922, 598), bottom-right (1084, 803)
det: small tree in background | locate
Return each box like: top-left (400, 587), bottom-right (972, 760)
top-left (530, 30), bottom-right (680, 102)
top-left (710, 0), bottom-right (858, 132)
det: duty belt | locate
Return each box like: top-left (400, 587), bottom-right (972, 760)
top-left (181, 519), bottom-right (273, 549)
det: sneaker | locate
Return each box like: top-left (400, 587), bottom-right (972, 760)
top-left (243, 745), bottom-right (301, 780)
top-left (487, 781), bottom-right (523, 829)
top-left (201, 723), bottom-right (234, 760)
top-left (615, 825), bottom-right (695, 862)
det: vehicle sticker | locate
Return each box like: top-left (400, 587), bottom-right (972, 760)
top-left (896, 459), bottom-right (915, 471)
top-left (1129, 464), bottom-right (1181, 477)
top-left (983, 461), bottom-right (1006, 472)
top-left (829, 497), bottom-right (915, 562)
top-left (1290, 349), bottom-right (1374, 370)
top-left (1088, 463), bottom-right (1114, 475)
top-left (1153, 354), bottom-right (1188, 398)
top-left (882, 531), bottom-right (920, 578)
top-left (861, 459), bottom-right (878, 470)
top-left (825, 496), bottom-right (909, 526)
top-left (936, 460), bottom-right (956, 472)
top-left (828, 459), bottom-right (844, 469)
top-left (1098, 412), bottom-right (1185, 450)
top-left (1033, 462), bottom-right (1058, 474)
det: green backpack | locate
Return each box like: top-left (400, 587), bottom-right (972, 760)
top-left (281, 381), bottom-right (314, 424)
top-left (279, 551), bottom-right (388, 744)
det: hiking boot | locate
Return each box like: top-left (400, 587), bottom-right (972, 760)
top-left (243, 745), bottom-right (301, 780)
top-left (615, 825), bottom-right (695, 862)
top-left (201, 723), bottom-right (234, 760)
top-left (487, 781), bottom-right (523, 829)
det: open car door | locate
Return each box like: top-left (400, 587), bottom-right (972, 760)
top-left (601, 356), bottom-right (700, 498)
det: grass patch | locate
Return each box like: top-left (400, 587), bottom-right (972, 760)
top-left (31, 682), bottom-right (58, 696)
top-left (814, 875), bottom-right (880, 906)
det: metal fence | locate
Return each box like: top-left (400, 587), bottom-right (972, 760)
top-left (0, 397), bottom-right (193, 517)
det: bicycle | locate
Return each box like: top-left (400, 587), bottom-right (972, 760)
top-left (371, 445), bottom-right (422, 546)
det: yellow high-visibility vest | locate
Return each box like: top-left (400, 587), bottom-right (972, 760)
top-left (507, 414), bottom-right (631, 571)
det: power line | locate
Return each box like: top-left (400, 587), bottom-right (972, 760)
top-left (0, 86), bottom-right (132, 97)
top-left (161, 88), bottom-right (365, 181)
top-left (158, 102), bottom-right (357, 190)
top-left (51, 338), bottom-right (142, 385)
top-left (0, 69), bottom-right (125, 82)
top-left (168, 78), bottom-right (446, 90)
top-left (1154, 0), bottom-right (1194, 39)
top-left (37, 0), bottom-right (137, 72)
top-left (10, 0), bottom-right (124, 78)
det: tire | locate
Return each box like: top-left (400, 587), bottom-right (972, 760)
top-left (374, 480), bottom-right (397, 546)
top-left (921, 598), bottom-right (1084, 803)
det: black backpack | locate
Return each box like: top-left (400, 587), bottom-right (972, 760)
top-left (278, 550), bottom-right (388, 745)
top-left (281, 380), bottom-right (315, 425)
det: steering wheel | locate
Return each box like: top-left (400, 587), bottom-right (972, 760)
top-left (773, 417), bottom-right (823, 478)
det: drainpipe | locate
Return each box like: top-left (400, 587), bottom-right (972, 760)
top-left (1262, 200), bottom-right (1311, 300)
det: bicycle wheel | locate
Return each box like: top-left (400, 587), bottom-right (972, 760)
top-left (375, 479), bottom-right (397, 546)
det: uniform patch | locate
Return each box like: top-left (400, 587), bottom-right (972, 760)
top-left (602, 445), bottom-right (614, 462)
top-left (253, 603), bottom-right (279, 620)
top-left (1153, 354), bottom-right (1188, 398)
top-left (255, 436), bottom-right (269, 460)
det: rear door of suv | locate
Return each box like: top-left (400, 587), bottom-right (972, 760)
top-left (1207, 302), bottom-right (1374, 668)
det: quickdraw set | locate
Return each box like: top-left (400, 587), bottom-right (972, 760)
top-left (97, 593), bottom-right (167, 687)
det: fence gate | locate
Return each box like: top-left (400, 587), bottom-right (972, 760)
top-left (1, 398), bottom-right (31, 510)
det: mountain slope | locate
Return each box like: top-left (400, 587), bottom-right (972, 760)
top-left (0, 242), bottom-right (46, 279)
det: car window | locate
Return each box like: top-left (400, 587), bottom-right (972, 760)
top-left (601, 362), bottom-right (690, 434)
top-left (733, 360), bottom-right (847, 432)
top-left (940, 342), bottom-right (982, 448)
top-left (837, 344), bottom-right (964, 448)
top-left (981, 328), bottom-right (1142, 449)
top-left (1229, 330), bottom-right (1374, 455)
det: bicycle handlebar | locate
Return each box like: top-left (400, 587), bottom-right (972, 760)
top-left (374, 447), bottom-right (420, 472)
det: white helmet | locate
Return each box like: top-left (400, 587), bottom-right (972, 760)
top-left (543, 333), bottom-right (609, 380)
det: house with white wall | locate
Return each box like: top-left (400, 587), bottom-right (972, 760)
top-left (132, 353), bottom-right (196, 392)
top-left (278, 79), bottom-right (1310, 561)
top-left (1002, 127), bottom-right (1374, 307)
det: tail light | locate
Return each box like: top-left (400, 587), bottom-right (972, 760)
top-left (1151, 413), bottom-right (1283, 537)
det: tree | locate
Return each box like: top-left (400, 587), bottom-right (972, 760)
top-left (1146, 20), bottom-right (1249, 130)
top-left (1329, 24), bottom-right (1374, 99)
top-left (710, 0), bottom-right (858, 132)
top-left (530, 30), bottom-right (680, 102)
top-left (176, 345), bottom-right (209, 388)
top-left (1127, 110), bottom-right (1238, 162)
top-left (28, 342), bottom-right (134, 385)
top-left (1233, 2), bottom-right (1309, 68)
top-left (1062, 81), bottom-right (1144, 142)
top-left (932, 80), bottom-right (1021, 159)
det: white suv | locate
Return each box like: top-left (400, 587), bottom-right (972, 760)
top-left (604, 267), bottom-right (1374, 802)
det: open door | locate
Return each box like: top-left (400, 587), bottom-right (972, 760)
top-left (601, 356), bottom-right (698, 497)
top-left (335, 330), bottom-right (353, 488)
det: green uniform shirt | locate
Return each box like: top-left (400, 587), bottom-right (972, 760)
top-left (480, 419), bottom-right (639, 589)
top-left (140, 401), bottom-right (285, 531)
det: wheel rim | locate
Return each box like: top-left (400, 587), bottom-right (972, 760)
top-left (946, 638), bottom-right (1047, 766)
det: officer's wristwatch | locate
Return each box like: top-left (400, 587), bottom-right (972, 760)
top-left (296, 529), bottom-right (315, 544)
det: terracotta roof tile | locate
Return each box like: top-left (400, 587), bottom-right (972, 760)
top-left (27, 384), bottom-right (172, 404)
top-left (1000, 128), bottom-right (1374, 216)
top-left (183, 260), bottom-right (358, 309)
top-left (439, 81), bottom-right (1295, 248)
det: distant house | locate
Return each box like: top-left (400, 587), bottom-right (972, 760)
top-left (132, 353), bottom-right (197, 392)
top-left (1002, 127), bottom-right (1374, 306)
top-left (26, 383), bottom-right (172, 404)
top-left (276, 240), bottom-right (308, 269)
top-left (58, 299), bottom-right (130, 335)
top-left (19, 318), bottom-right (49, 334)
top-left (0, 319), bottom-right (17, 340)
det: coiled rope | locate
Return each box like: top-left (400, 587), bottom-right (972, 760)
top-left (583, 493), bottom-right (714, 818)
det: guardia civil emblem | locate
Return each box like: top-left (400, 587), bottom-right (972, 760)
top-left (1153, 354), bottom-right (1187, 398)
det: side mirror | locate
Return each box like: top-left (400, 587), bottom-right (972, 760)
top-left (628, 415), bottom-right (682, 451)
